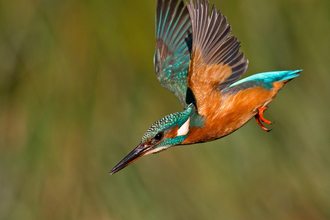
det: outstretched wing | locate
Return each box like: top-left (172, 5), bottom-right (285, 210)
top-left (154, 0), bottom-right (193, 108)
top-left (186, 0), bottom-right (249, 114)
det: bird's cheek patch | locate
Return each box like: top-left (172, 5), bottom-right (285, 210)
top-left (163, 126), bottom-right (179, 139)
top-left (177, 118), bottom-right (190, 136)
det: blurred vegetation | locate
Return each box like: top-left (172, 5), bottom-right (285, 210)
top-left (0, 0), bottom-right (330, 219)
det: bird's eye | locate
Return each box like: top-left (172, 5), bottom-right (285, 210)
top-left (154, 132), bottom-right (163, 141)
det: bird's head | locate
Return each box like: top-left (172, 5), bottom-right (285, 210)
top-left (110, 104), bottom-right (194, 175)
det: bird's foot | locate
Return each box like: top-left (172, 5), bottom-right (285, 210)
top-left (258, 106), bottom-right (273, 124)
top-left (255, 106), bottom-right (273, 132)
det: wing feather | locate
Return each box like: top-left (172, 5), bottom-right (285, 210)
top-left (154, 0), bottom-right (193, 108)
top-left (187, 0), bottom-right (248, 86)
top-left (186, 0), bottom-right (249, 113)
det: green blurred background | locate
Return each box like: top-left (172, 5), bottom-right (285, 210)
top-left (1, 0), bottom-right (329, 219)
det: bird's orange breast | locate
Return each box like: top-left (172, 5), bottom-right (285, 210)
top-left (182, 85), bottom-right (280, 144)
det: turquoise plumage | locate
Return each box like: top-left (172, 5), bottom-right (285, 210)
top-left (229, 70), bottom-right (302, 89)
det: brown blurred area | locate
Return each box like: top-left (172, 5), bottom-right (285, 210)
top-left (0, 0), bottom-right (329, 219)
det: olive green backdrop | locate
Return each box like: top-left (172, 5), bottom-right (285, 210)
top-left (1, 0), bottom-right (329, 219)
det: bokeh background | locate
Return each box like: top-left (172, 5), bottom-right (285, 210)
top-left (1, 0), bottom-right (329, 219)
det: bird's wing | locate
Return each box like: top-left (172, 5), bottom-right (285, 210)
top-left (186, 0), bottom-right (249, 115)
top-left (154, 0), bottom-right (193, 108)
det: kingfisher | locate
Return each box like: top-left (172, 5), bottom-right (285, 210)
top-left (110, 0), bottom-right (301, 175)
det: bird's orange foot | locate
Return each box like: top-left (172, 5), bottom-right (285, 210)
top-left (255, 106), bottom-right (273, 132)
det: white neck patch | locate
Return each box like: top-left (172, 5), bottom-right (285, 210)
top-left (177, 117), bottom-right (190, 136)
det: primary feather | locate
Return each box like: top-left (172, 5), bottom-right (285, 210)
top-left (154, 0), bottom-right (193, 108)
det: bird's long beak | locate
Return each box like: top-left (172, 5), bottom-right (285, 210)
top-left (110, 144), bottom-right (151, 175)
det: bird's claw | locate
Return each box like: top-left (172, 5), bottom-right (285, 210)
top-left (255, 106), bottom-right (273, 132)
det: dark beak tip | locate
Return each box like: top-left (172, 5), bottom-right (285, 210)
top-left (109, 144), bottom-right (150, 176)
top-left (109, 166), bottom-right (121, 175)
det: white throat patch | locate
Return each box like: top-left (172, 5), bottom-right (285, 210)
top-left (145, 146), bottom-right (168, 155)
top-left (177, 117), bottom-right (190, 136)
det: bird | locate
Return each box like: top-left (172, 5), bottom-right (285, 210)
top-left (110, 0), bottom-right (301, 175)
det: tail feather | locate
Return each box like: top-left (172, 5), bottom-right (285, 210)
top-left (268, 69), bottom-right (302, 82)
top-left (229, 69), bottom-right (302, 88)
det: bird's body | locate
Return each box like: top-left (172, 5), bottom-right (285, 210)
top-left (110, 0), bottom-right (301, 175)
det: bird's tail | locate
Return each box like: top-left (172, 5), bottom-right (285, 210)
top-left (270, 69), bottom-right (302, 82)
top-left (229, 69), bottom-right (302, 88)
top-left (266, 70), bottom-right (302, 92)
